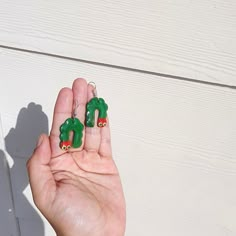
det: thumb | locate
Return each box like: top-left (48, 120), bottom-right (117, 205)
top-left (27, 134), bottom-right (56, 210)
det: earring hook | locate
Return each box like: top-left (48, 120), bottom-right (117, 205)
top-left (88, 81), bottom-right (97, 97)
top-left (72, 100), bottom-right (79, 118)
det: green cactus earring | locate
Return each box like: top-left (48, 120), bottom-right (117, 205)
top-left (59, 101), bottom-right (84, 150)
top-left (86, 82), bottom-right (108, 128)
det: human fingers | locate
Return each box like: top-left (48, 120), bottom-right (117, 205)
top-left (99, 117), bottom-right (112, 158)
top-left (71, 78), bottom-right (88, 150)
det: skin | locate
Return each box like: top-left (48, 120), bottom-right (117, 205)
top-left (27, 79), bottom-right (126, 236)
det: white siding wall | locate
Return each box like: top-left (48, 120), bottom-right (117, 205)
top-left (0, 1), bottom-right (236, 236)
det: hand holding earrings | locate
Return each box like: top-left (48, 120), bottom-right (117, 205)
top-left (59, 82), bottom-right (108, 150)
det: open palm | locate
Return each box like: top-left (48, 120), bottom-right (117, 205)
top-left (27, 79), bottom-right (126, 236)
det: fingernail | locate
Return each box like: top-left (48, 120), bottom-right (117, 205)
top-left (37, 134), bottom-right (44, 147)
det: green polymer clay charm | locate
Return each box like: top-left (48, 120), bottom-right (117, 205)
top-left (86, 97), bottom-right (108, 127)
top-left (59, 117), bottom-right (84, 150)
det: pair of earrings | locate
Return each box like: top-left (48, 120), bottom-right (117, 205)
top-left (59, 83), bottom-right (108, 150)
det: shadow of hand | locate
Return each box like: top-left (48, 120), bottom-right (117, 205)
top-left (5, 102), bottom-right (48, 236)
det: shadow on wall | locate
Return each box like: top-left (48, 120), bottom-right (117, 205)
top-left (5, 102), bottom-right (49, 236)
top-left (0, 150), bottom-right (20, 236)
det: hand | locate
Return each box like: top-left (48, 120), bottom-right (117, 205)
top-left (27, 79), bottom-right (126, 236)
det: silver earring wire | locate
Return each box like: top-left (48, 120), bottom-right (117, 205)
top-left (88, 81), bottom-right (98, 97)
top-left (72, 100), bottom-right (79, 119)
